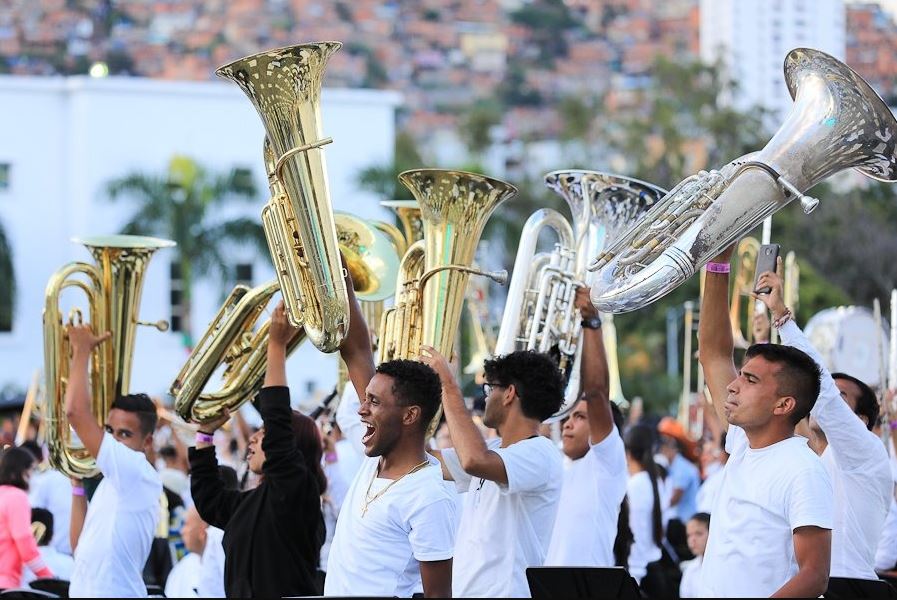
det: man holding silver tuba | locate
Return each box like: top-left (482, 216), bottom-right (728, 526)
top-left (64, 325), bottom-right (163, 598)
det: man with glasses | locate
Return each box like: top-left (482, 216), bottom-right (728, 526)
top-left (421, 344), bottom-right (564, 597)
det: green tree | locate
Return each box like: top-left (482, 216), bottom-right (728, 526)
top-left (0, 221), bottom-right (14, 331)
top-left (107, 155), bottom-right (265, 346)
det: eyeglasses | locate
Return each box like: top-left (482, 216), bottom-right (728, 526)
top-left (482, 382), bottom-right (508, 396)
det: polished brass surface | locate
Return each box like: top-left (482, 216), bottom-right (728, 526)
top-left (380, 199), bottom-right (424, 252)
top-left (334, 212), bottom-right (400, 303)
top-left (218, 42), bottom-right (349, 352)
top-left (589, 48), bottom-right (897, 313)
top-left (729, 237), bottom-right (761, 349)
top-left (43, 235), bottom-right (174, 478)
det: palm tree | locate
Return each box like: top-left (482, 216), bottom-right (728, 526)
top-left (107, 155), bottom-right (266, 347)
top-left (0, 221), bottom-right (14, 332)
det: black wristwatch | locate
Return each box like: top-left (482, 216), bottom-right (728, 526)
top-left (581, 316), bottom-right (602, 330)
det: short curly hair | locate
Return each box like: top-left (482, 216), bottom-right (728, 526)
top-left (484, 350), bottom-right (564, 421)
top-left (376, 359), bottom-right (442, 429)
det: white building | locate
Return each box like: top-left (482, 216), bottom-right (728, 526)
top-left (700, 0), bottom-right (846, 119)
top-left (0, 75), bottom-right (401, 408)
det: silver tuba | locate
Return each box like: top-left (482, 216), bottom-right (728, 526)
top-left (495, 170), bottom-right (665, 420)
top-left (589, 48), bottom-right (897, 313)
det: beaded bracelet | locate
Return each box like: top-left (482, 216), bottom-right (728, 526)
top-left (705, 262), bottom-right (731, 274)
top-left (773, 308), bottom-right (793, 329)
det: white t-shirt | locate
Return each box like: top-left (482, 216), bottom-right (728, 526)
top-left (780, 319), bottom-right (893, 580)
top-left (68, 433), bottom-right (162, 598)
top-left (443, 436), bottom-right (563, 598)
top-left (626, 470), bottom-right (663, 582)
top-left (696, 465), bottom-right (725, 514)
top-left (196, 526), bottom-right (226, 598)
top-left (679, 555), bottom-right (703, 598)
top-left (28, 468), bottom-right (73, 555)
top-left (698, 426), bottom-right (833, 598)
top-left (324, 454), bottom-right (457, 597)
top-left (163, 552), bottom-right (201, 598)
top-left (875, 495), bottom-right (897, 571)
top-left (545, 427), bottom-right (627, 567)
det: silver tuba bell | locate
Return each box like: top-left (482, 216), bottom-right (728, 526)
top-left (588, 48), bottom-right (897, 313)
top-left (495, 170), bottom-right (665, 421)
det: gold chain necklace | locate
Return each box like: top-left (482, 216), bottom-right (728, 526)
top-left (361, 458), bottom-right (430, 517)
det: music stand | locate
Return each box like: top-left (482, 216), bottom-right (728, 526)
top-left (527, 567), bottom-right (641, 599)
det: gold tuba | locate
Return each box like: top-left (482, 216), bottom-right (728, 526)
top-left (589, 48), bottom-right (897, 313)
top-left (43, 235), bottom-right (174, 478)
top-left (495, 170), bottom-right (665, 420)
top-left (217, 42), bottom-right (350, 353)
top-left (378, 170), bottom-right (515, 367)
top-left (173, 214), bottom-right (399, 422)
top-left (729, 237), bottom-right (761, 348)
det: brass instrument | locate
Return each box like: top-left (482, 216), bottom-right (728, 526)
top-left (173, 214), bottom-right (399, 423)
top-left (729, 237), bottom-right (761, 348)
top-left (377, 170), bottom-right (514, 372)
top-left (589, 48), bottom-right (897, 313)
top-left (495, 170), bottom-right (665, 420)
top-left (217, 42), bottom-right (350, 353)
top-left (783, 251), bottom-right (800, 312)
top-left (43, 235), bottom-right (174, 478)
top-left (380, 200), bottom-right (424, 253)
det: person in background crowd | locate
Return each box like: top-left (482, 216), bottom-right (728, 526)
top-left (0, 447), bottom-right (53, 588)
top-left (698, 246), bottom-right (833, 598)
top-left (164, 504), bottom-right (225, 598)
top-left (679, 512), bottom-right (710, 598)
top-left (656, 417), bottom-right (701, 561)
top-left (22, 508), bottom-right (73, 586)
top-left (20, 440), bottom-right (72, 557)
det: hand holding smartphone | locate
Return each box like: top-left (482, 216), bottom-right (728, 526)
top-left (753, 243), bottom-right (780, 294)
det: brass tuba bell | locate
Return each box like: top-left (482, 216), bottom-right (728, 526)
top-left (43, 235), bottom-right (174, 478)
top-left (217, 42), bottom-right (350, 353)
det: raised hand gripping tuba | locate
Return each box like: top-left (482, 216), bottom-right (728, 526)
top-left (378, 170), bottom-right (514, 365)
top-left (43, 236), bottom-right (174, 478)
top-left (495, 170), bottom-right (665, 421)
top-left (217, 42), bottom-right (350, 352)
top-left (172, 214), bottom-right (399, 423)
top-left (589, 48), bottom-right (897, 313)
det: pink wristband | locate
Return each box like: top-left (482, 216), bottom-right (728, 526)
top-left (195, 431), bottom-right (214, 445)
top-left (705, 262), bottom-right (731, 274)
top-left (72, 486), bottom-right (85, 497)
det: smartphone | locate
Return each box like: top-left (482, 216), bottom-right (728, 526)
top-left (753, 243), bottom-right (780, 294)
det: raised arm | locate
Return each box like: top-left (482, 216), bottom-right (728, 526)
top-left (190, 410), bottom-right (245, 529)
top-left (339, 256), bottom-right (376, 402)
top-left (420, 345), bottom-right (508, 485)
top-left (64, 324), bottom-right (112, 459)
top-left (697, 247), bottom-right (738, 431)
top-left (756, 263), bottom-right (887, 469)
top-left (575, 287), bottom-right (614, 444)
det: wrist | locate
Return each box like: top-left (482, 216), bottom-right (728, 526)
top-left (773, 307), bottom-right (793, 329)
top-left (71, 486), bottom-right (85, 497)
top-left (195, 431), bottom-right (215, 445)
top-left (705, 262), bottom-right (731, 274)
top-left (324, 451), bottom-right (338, 464)
top-left (581, 316), bottom-right (602, 330)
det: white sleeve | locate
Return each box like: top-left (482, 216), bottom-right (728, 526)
top-left (440, 448), bottom-right (473, 493)
top-left (335, 386), bottom-right (365, 454)
top-left (494, 438), bottom-right (554, 494)
top-left (784, 465), bottom-right (834, 531)
top-left (407, 496), bottom-right (457, 562)
top-left (197, 527), bottom-right (226, 598)
top-left (588, 426), bottom-right (627, 477)
top-left (96, 432), bottom-right (156, 495)
top-left (875, 497), bottom-right (897, 571)
top-left (324, 460), bottom-right (350, 513)
top-left (778, 320), bottom-right (888, 472)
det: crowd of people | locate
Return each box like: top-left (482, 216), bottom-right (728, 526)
top-left (1, 248), bottom-right (897, 598)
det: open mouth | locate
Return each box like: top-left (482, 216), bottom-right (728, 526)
top-left (361, 420), bottom-right (376, 445)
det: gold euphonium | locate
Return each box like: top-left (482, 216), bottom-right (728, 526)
top-left (729, 236), bottom-right (761, 349)
top-left (378, 170), bottom-right (515, 369)
top-left (380, 199), bottom-right (424, 254)
top-left (217, 42), bottom-right (350, 353)
top-left (43, 235), bottom-right (174, 478)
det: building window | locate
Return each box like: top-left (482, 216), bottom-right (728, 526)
top-left (170, 262), bottom-right (184, 333)
top-left (0, 163), bottom-right (10, 191)
top-left (235, 263), bottom-right (253, 287)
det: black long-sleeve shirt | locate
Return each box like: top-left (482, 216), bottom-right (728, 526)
top-left (189, 386), bottom-right (324, 598)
